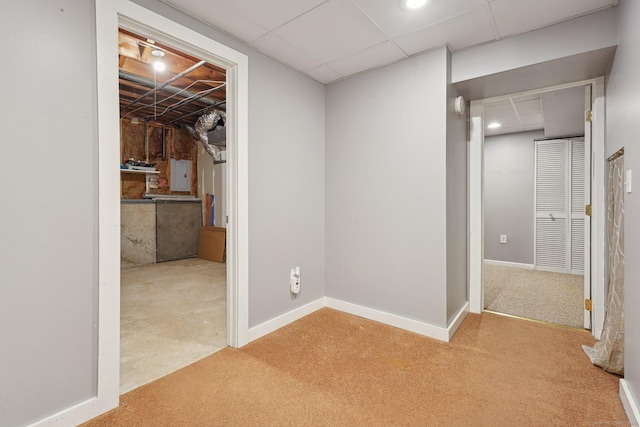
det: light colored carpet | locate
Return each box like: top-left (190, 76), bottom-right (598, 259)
top-left (120, 258), bottom-right (227, 394)
top-left (83, 308), bottom-right (627, 426)
top-left (484, 263), bottom-right (584, 328)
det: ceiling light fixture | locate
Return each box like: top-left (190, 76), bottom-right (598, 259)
top-left (487, 122), bottom-right (502, 129)
top-left (151, 49), bottom-right (165, 58)
top-left (406, 0), bottom-right (427, 9)
top-left (154, 61), bottom-right (165, 72)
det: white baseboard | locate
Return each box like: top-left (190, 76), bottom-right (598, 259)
top-left (447, 302), bottom-right (469, 341)
top-left (484, 259), bottom-right (534, 270)
top-left (247, 298), bottom-right (325, 343)
top-left (249, 297), bottom-right (470, 346)
top-left (27, 397), bottom-right (99, 427)
top-left (32, 298), bottom-right (470, 426)
top-left (620, 379), bottom-right (640, 425)
top-left (326, 298), bottom-right (467, 343)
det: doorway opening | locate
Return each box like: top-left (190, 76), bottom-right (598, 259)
top-left (469, 80), bottom-right (605, 332)
top-left (117, 27), bottom-right (229, 393)
top-left (95, 0), bottom-right (250, 412)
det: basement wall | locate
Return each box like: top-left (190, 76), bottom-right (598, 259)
top-left (0, 1), bottom-right (98, 426)
top-left (605, 0), bottom-right (640, 419)
top-left (325, 47), bottom-right (450, 327)
top-left (120, 119), bottom-right (197, 199)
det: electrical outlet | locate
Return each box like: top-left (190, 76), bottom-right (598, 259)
top-left (500, 235), bottom-right (507, 244)
top-left (290, 266), bottom-right (300, 294)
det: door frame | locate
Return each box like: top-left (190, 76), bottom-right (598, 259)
top-left (92, 0), bottom-right (249, 421)
top-left (469, 77), bottom-right (606, 339)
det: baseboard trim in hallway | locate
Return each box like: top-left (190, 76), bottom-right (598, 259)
top-left (27, 397), bottom-right (98, 427)
top-left (326, 298), bottom-right (469, 343)
top-left (249, 298), bottom-right (470, 344)
top-left (620, 379), bottom-right (640, 425)
top-left (248, 298), bottom-right (325, 343)
top-left (484, 259), bottom-right (534, 270)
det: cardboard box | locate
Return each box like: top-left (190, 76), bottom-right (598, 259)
top-left (197, 226), bottom-right (226, 263)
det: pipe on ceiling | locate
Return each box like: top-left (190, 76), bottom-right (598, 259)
top-left (119, 70), bottom-right (224, 110)
top-left (120, 60), bottom-right (207, 113)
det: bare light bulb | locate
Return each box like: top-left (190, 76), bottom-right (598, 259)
top-left (154, 61), bottom-right (165, 72)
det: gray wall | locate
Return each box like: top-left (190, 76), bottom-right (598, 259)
top-left (132, 0), bottom-right (327, 327)
top-left (0, 1), bottom-right (98, 426)
top-left (325, 48), bottom-right (449, 327)
top-left (1, 0), bottom-right (326, 424)
top-left (446, 61), bottom-right (469, 323)
top-left (605, 0), bottom-right (640, 410)
top-left (484, 130), bottom-right (542, 264)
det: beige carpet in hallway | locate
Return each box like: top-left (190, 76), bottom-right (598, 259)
top-left (484, 263), bottom-right (584, 328)
top-left (120, 258), bottom-right (227, 394)
top-left (85, 308), bottom-right (626, 426)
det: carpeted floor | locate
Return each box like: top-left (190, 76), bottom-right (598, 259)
top-left (84, 308), bottom-right (626, 426)
top-left (484, 263), bottom-right (584, 328)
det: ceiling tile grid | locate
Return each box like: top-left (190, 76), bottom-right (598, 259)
top-left (327, 40), bottom-right (407, 77)
top-left (393, 7), bottom-right (496, 55)
top-left (163, 0), bottom-right (617, 85)
top-left (488, 0), bottom-right (616, 38)
top-left (251, 33), bottom-right (323, 72)
top-left (273, 0), bottom-right (388, 64)
top-left (217, 0), bottom-right (329, 31)
top-left (165, 0), bottom-right (269, 43)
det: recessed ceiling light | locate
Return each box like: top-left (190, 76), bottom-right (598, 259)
top-left (487, 122), bottom-right (501, 129)
top-left (406, 0), bottom-right (428, 9)
top-left (151, 49), bottom-right (165, 57)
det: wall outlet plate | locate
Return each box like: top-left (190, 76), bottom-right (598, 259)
top-left (290, 266), bottom-right (300, 294)
top-left (500, 235), bottom-right (507, 244)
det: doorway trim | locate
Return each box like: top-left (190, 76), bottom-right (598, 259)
top-left (93, 0), bottom-right (248, 422)
top-left (469, 78), bottom-right (606, 339)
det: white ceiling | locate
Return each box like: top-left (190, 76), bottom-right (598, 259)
top-left (484, 85), bottom-right (587, 137)
top-left (162, 0), bottom-right (617, 84)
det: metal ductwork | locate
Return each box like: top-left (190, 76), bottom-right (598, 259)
top-left (186, 109), bottom-right (226, 162)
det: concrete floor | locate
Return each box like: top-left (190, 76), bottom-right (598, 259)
top-left (120, 258), bottom-right (227, 394)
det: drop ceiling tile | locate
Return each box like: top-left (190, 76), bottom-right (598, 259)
top-left (524, 124), bottom-right (545, 131)
top-left (393, 7), bottom-right (495, 55)
top-left (306, 64), bottom-right (343, 84)
top-left (217, 0), bottom-right (328, 31)
top-left (514, 99), bottom-right (542, 115)
top-left (493, 118), bottom-right (521, 128)
top-left (512, 93), bottom-right (540, 103)
top-left (327, 41), bottom-right (408, 76)
top-left (486, 124), bottom-right (521, 136)
top-left (252, 34), bottom-right (322, 72)
top-left (484, 98), bottom-right (511, 108)
top-left (519, 112), bottom-right (544, 126)
top-left (352, 0), bottom-right (485, 39)
top-left (489, 0), bottom-right (615, 38)
top-left (166, 0), bottom-right (268, 43)
top-left (484, 104), bottom-right (515, 120)
top-left (274, 0), bottom-right (387, 63)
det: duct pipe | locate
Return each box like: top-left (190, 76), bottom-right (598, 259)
top-left (186, 109), bottom-right (226, 162)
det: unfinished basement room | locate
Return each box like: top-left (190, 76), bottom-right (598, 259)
top-left (118, 28), bottom-right (229, 393)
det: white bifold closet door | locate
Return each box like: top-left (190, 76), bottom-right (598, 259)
top-left (535, 139), bottom-right (585, 275)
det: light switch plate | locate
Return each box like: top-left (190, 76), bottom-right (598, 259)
top-left (626, 169), bottom-right (632, 193)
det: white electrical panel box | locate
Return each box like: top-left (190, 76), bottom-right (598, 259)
top-left (170, 159), bottom-right (191, 192)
